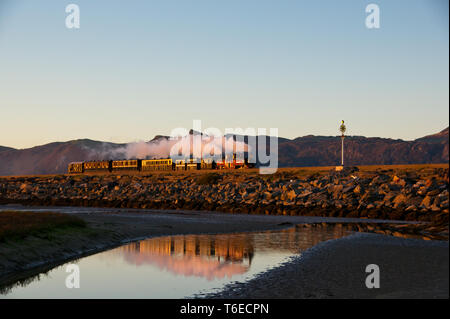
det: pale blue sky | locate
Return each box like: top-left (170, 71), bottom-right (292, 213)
top-left (0, 0), bottom-right (448, 149)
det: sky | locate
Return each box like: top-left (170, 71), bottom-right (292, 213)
top-left (0, 0), bottom-right (448, 149)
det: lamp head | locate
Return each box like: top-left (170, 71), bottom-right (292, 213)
top-left (339, 120), bottom-right (346, 135)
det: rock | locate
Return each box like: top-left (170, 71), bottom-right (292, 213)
top-left (392, 175), bottom-right (406, 187)
top-left (392, 194), bottom-right (408, 208)
top-left (298, 191), bottom-right (312, 198)
top-left (378, 183), bottom-right (391, 195)
top-left (20, 183), bottom-right (35, 193)
top-left (425, 178), bottom-right (437, 189)
top-left (392, 175), bottom-right (401, 183)
top-left (431, 204), bottom-right (441, 212)
top-left (427, 189), bottom-right (440, 196)
top-left (286, 190), bottom-right (297, 201)
top-left (360, 190), bottom-right (380, 202)
top-left (382, 192), bottom-right (395, 203)
top-left (417, 186), bottom-right (428, 195)
top-left (342, 185), bottom-right (355, 193)
top-left (353, 185), bottom-right (363, 194)
top-left (370, 174), bottom-right (390, 185)
top-left (433, 196), bottom-right (441, 207)
top-left (440, 200), bottom-right (449, 209)
top-left (420, 196), bottom-right (433, 209)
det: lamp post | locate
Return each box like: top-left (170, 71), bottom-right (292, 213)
top-left (339, 120), bottom-right (346, 166)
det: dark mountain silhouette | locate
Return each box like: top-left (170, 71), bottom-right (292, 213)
top-left (415, 127), bottom-right (449, 143)
top-left (150, 135), bottom-right (170, 142)
top-left (0, 128), bottom-right (448, 176)
top-left (0, 139), bottom-right (126, 176)
top-left (278, 128), bottom-right (449, 167)
top-left (0, 146), bottom-right (14, 153)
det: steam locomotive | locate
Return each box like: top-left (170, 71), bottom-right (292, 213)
top-left (67, 154), bottom-right (254, 174)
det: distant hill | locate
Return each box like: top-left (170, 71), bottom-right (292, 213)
top-left (0, 139), bottom-right (126, 176)
top-left (415, 127), bottom-right (449, 143)
top-left (0, 128), bottom-right (448, 176)
top-left (278, 128), bottom-right (449, 167)
top-left (0, 146), bottom-right (15, 153)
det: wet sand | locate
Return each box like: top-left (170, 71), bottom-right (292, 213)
top-left (203, 233), bottom-right (449, 299)
top-left (0, 206), bottom-right (447, 298)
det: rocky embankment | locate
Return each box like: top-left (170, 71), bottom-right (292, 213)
top-left (0, 167), bottom-right (448, 224)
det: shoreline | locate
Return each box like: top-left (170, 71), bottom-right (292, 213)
top-left (0, 196), bottom-right (436, 222)
top-left (0, 206), bottom-right (438, 293)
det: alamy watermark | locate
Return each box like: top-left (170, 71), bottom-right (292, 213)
top-left (65, 3), bottom-right (380, 30)
top-left (65, 264), bottom-right (80, 289)
top-left (365, 264), bottom-right (380, 289)
top-left (168, 120), bottom-right (279, 174)
top-left (365, 4), bottom-right (380, 29)
top-left (65, 4), bottom-right (80, 29)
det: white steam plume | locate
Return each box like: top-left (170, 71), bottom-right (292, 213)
top-left (90, 135), bottom-right (249, 160)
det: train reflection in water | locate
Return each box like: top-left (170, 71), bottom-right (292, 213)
top-left (116, 234), bottom-right (255, 281)
top-left (111, 226), bottom-right (350, 281)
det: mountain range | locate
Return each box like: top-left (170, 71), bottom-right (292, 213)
top-left (0, 128), bottom-right (448, 176)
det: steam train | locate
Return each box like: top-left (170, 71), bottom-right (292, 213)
top-left (67, 154), bottom-right (254, 174)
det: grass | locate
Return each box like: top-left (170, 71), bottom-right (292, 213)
top-left (0, 211), bottom-right (86, 242)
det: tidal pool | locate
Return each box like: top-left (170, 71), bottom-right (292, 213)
top-left (1, 226), bottom-right (349, 298)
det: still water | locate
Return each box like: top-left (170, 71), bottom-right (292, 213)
top-left (1, 226), bottom-right (349, 298)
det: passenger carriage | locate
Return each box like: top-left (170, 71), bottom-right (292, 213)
top-left (141, 159), bottom-right (174, 171)
top-left (111, 159), bottom-right (140, 172)
top-left (83, 160), bottom-right (110, 173)
top-left (68, 162), bottom-right (84, 174)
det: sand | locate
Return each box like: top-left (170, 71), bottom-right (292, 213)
top-left (202, 233), bottom-right (449, 299)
